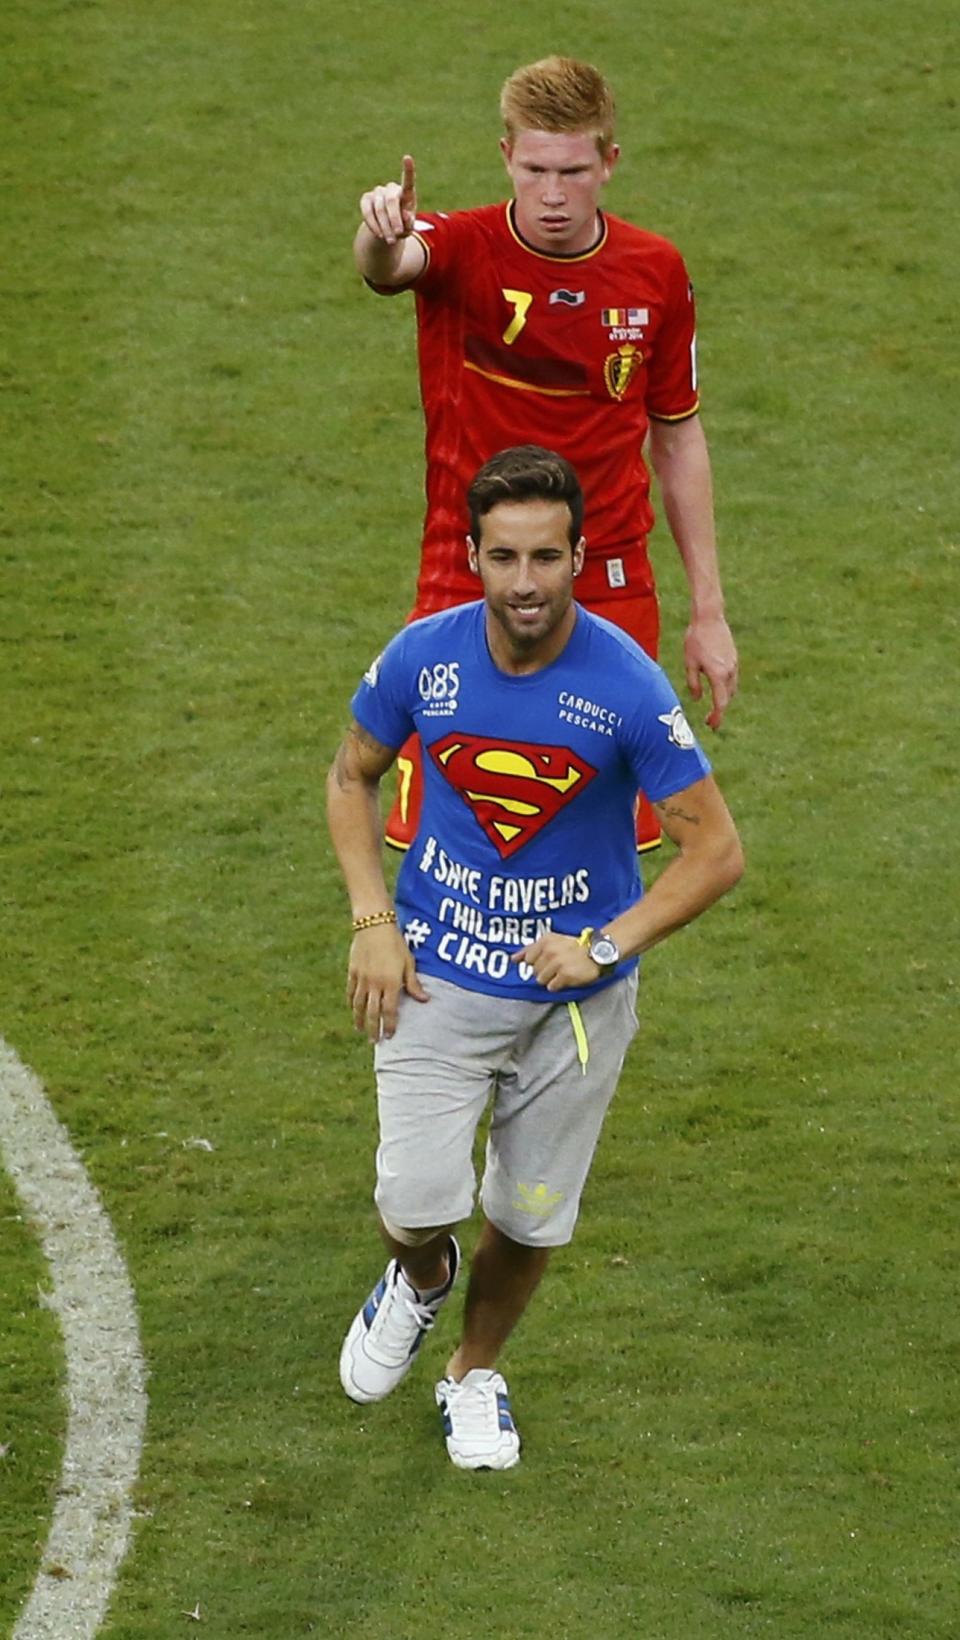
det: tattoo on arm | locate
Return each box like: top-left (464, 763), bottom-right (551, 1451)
top-left (332, 740), bottom-right (351, 792)
top-left (352, 723), bottom-right (393, 760)
top-left (333, 721), bottom-right (396, 790)
top-left (654, 798), bottom-right (702, 826)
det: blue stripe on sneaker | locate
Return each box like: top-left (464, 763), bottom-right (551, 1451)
top-left (361, 1274), bottom-right (387, 1329)
top-left (496, 1392), bottom-right (515, 1431)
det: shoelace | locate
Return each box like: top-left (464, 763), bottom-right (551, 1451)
top-left (367, 1275), bottom-right (441, 1362)
top-left (444, 1379), bottom-right (500, 1435)
top-left (399, 1290), bottom-right (440, 1331)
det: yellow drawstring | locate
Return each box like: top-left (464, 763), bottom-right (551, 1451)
top-left (567, 1001), bottom-right (589, 1077)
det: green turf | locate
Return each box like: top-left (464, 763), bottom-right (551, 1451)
top-left (1, 0), bottom-right (957, 1634)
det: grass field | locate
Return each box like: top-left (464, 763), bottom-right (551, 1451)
top-left (2, 0), bottom-right (958, 1635)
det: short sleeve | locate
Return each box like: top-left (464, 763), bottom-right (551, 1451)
top-left (350, 631), bottom-right (416, 750)
top-left (405, 210), bottom-right (480, 298)
top-left (362, 211), bottom-right (467, 296)
top-left (619, 661), bottom-right (711, 801)
top-left (645, 249), bottom-right (700, 422)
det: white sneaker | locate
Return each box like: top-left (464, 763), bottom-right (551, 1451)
top-left (434, 1369), bottom-right (521, 1470)
top-left (340, 1237), bottom-right (460, 1404)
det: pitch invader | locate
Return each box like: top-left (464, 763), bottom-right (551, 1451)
top-left (327, 446), bottom-right (743, 1469)
top-left (353, 55), bottom-right (738, 854)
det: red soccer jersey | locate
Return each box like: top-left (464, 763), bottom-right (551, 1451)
top-left (388, 201), bottom-right (699, 613)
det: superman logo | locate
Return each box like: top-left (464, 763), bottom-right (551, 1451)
top-left (429, 733), bottom-right (597, 858)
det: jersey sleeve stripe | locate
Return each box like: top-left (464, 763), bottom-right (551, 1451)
top-left (411, 230), bottom-right (433, 273)
top-left (647, 400), bottom-right (700, 423)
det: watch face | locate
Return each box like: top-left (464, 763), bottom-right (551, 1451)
top-left (590, 935), bottom-right (620, 968)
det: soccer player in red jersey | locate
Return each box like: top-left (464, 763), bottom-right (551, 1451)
top-left (354, 56), bottom-right (737, 851)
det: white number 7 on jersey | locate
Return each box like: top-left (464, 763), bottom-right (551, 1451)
top-left (501, 289), bottom-right (533, 345)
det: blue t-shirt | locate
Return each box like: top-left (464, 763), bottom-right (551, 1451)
top-left (351, 602), bottom-right (710, 1003)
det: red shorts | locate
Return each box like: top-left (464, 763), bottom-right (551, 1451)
top-left (385, 590), bottom-right (662, 852)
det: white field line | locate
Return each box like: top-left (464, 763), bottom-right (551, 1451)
top-left (0, 1038), bottom-right (148, 1640)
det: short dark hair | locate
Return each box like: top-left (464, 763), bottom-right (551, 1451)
top-left (467, 445), bottom-right (584, 548)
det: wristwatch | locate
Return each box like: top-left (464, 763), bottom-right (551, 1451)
top-left (578, 927), bottom-right (621, 976)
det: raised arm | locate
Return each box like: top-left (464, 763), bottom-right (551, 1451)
top-left (353, 153), bottom-right (428, 288)
top-left (326, 721), bottom-right (428, 1038)
top-left (648, 414), bottom-right (739, 730)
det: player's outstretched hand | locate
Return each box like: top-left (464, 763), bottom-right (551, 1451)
top-left (511, 933), bottom-right (601, 992)
top-left (685, 612), bottom-right (739, 731)
top-left (359, 154), bottom-right (417, 246)
top-left (347, 923), bottom-right (428, 1040)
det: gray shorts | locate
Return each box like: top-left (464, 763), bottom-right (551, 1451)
top-left (372, 972), bottom-right (639, 1247)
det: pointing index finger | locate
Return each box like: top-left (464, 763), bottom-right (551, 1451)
top-left (401, 153), bottom-right (416, 199)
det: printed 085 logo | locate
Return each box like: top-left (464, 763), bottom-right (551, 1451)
top-left (418, 661), bottom-right (461, 717)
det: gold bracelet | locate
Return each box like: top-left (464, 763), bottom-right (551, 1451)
top-left (351, 910), bottom-right (398, 933)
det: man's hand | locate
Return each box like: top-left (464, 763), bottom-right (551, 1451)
top-left (359, 154), bottom-right (417, 247)
top-left (347, 923), bottom-right (428, 1041)
top-left (684, 612), bottom-right (738, 731)
top-left (511, 933), bottom-right (600, 993)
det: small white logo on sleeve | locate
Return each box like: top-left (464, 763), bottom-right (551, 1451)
top-left (363, 653), bottom-right (382, 686)
top-left (658, 705), bottom-right (696, 749)
top-left (606, 558), bottom-right (626, 589)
